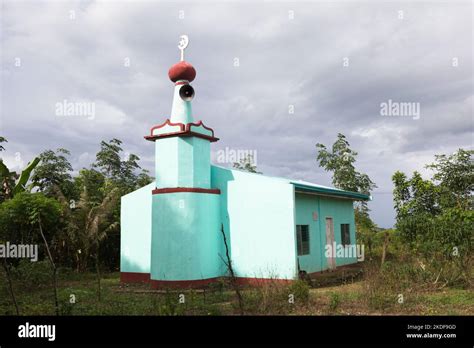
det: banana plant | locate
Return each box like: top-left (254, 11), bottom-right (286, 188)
top-left (0, 157), bottom-right (40, 199)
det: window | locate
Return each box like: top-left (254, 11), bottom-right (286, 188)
top-left (296, 225), bottom-right (310, 255)
top-left (341, 224), bottom-right (351, 246)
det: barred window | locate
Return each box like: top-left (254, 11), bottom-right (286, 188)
top-left (296, 225), bottom-right (310, 255)
top-left (341, 224), bottom-right (351, 246)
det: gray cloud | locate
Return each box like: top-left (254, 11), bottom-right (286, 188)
top-left (1, 1), bottom-right (472, 228)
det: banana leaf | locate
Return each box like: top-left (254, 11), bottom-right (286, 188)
top-left (12, 157), bottom-right (40, 196)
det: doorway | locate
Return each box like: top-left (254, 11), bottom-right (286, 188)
top-left (325, 217), bottom-right (336, 270)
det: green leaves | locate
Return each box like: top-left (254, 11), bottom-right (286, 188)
top-left (31, 149), bottom-right (73, 195)
top-left (93, 139), bottom-right (150, 192)
top-left (232, 154), bottom-right (261, 174)
top-left (13, 157), bottom-right (40, 196)
top-left (316, 133), bottom-right (376, 195)
top-left (392, 149), bottom-right (473, 259)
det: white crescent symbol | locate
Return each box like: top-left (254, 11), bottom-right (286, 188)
top-left (178, 35), bottom-right (189, 50)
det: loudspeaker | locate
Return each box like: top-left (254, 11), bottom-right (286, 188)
top-left (179, 84), bottom-right (195, 101)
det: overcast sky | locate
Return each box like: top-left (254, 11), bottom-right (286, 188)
top-left (1, 0), bottom-right (472, 228)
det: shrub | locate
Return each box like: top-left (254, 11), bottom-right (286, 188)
top-left (12, 259), bottom-right (52, 288)
top-left (287, 280), bottom-right (310, 304)
top-left (328, 292), bottom-right (340, 312)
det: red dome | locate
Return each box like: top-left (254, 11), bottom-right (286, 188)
top-left (168, 61), bottom-right (196, 82)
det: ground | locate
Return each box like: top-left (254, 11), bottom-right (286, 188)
top-left (1, 269), bottom-right (472, 315)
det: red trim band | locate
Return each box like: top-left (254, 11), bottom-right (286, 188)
top-left (145, 130), bottom-right (219, 143)
top-left (149, 119), bottom-right (185, 133)
top-left (120, 272), bottom-right (150, 283)
top-left (146, 119), bottom-right (218, 143)
top-left (175, 81), bottom-right (189, 86)
top-left (152, 187), bottom-right (221, 195)
top-left (151, 277), bottom-right (220, 289)
top-left (121, 273), bottom-right (294, 288)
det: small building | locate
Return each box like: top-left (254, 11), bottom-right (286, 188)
top-left (120, 37), bottom-right (370, 288)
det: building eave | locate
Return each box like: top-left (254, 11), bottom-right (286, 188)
top-left (291, 182), bottom-right (371, 201)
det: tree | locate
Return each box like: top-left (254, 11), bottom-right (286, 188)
top-left (316, 133), bottom-right (377, 198)
top-left (70, 185), bottom-right (121, 299)
top-left (0, 192), bottom-right (63, 314)
top-left (0, 157), bottom-right (41, 202)
top-left (93, 138), bottom-right (145, 192)
top-left (0, 138), bottom-right (41, 202)
top-left (392, 149), bottom-right (473, 287)
top-left (233, 154), bottom-right (261, 173)
top-left (73, 169), bottom-right (106, 207)
top-left (136, 169), bottom-right (154, 188)
top-left (0, 136), bottom-right (7, 152)
top-left (392, 149), bottom-right (473, 259)
top-left (426, 149), bottom-right (473, 209)
top-left (31, 149), bottom-right (74, 197)
top-left (316, 133), bottom-right (377, 241)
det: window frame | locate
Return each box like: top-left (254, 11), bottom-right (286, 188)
top-left (340, 223), bottom-right (351, 247)
top-left (296, 225), bottom-right (310, 256)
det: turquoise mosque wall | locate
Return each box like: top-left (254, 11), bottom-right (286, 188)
top-left (150, 191), bottom-right (221, 281)
top-left (155, 136), bottom-right (211, 189)
top-left (294, 193), bottom-right (358, 273)
top-left (211, 166), bottom-right (297, 280)
top-left (120, 182), bottom-right (154, 274)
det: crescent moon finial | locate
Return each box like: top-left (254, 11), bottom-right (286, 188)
top-left (178, 35), bottom-right (189, 61)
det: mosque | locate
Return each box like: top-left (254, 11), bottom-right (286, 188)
top-left (120, 36), bottom-right (370, 288)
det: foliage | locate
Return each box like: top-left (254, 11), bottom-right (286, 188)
top-left (0, 192), bottom-right (62, 248)
top-left (11, 260), bottom-right (52, 289)
top-left (31, 149), bottom-right (74, 197)
top-left (0, 140), bottom-right (40, 203)
top-left (328, 292), bottom-right (341, 312)
top-left (316, 133), bottom-right (377, 197)
top-left (0, 136), bottom-right (6, 152)
top-left (93, 138), bottom-right (151, 192)
top-left (232, 154), bottom-right (261, 174)
top-left (316, 133), bottom-right (377, 234)
top-left (392, 149), bottom-right (473, 269)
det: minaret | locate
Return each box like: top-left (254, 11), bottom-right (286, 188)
top-left (145, 35), bottom-right (222, 288)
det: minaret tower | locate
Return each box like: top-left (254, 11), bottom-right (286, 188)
top-left (145, 35), bottom-right (222, 288)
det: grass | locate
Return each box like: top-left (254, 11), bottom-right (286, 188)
top-left (1, 270), bottom-right (472, 315)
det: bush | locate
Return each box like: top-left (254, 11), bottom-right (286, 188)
top-left (328, 292), bottom-right (340, 312)
top-left (287, 280), bottom-right (310, 304)
top-left (12, 259), bottom-right (52, 288)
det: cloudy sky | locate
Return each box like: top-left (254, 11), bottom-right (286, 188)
top-left (1, 0), bottom-right (472, 227)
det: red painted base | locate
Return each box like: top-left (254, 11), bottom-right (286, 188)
top-left (120, 272), bottom-right (150, 283)
top-left (234, 277), bottom-right (293, 286)
top-left (150, 277), bottom-right (220, 289)
top-left (120, 272), bottom-right (293, 288)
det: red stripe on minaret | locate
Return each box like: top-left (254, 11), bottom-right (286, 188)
top-left (152, 187), bottom-right (221, 195)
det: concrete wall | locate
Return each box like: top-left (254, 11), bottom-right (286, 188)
top-left (155, 137), bottom-right (211, 189)
top-left (120, 183), bottom-right (154, 274)
top-left (294, 192), bottom-right (357, 273)
top-left (212, 166), bottom-right (297, 280)
top-left (319, 196), bottom-right (358, 268)
top-left (150, 191), bottom-right (221, 281)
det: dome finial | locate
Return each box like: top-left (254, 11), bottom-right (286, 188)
top-left (169, 35), bottom-right (196, 83)
top-left (178, 35), bottom-right (189, 62)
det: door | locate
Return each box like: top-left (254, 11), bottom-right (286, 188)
top-left (325, 217), bottom-right (336, 270)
